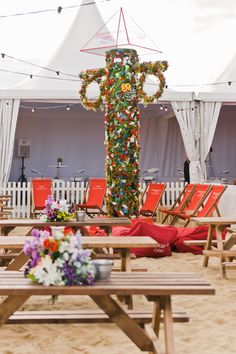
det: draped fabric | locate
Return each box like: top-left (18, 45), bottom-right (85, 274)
top-left (0, 99), bottom-right (20, 186)
top-left (171, 101), bottom-right (204, 183)
top-left (199, 101), bottom-right (222, 181)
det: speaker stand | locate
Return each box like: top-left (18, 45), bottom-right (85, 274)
top-left (18, 156), bottom-right (27, 183)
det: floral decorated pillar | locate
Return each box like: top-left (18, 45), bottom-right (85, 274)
top-left (79, 48), bottom-right (167, 217)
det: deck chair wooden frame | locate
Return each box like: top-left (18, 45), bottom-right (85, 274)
top-left (75, 178), bottom-right (106, 218)
top-left (139, 183), bottom-right (166, 217)
top-left (160, 184), bottom-right (197, 224)
top-left (31, 178), bottom-right (53, 218)
top-left (172, 184), bottom-right (213, 226)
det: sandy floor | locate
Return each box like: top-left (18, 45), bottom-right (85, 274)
top-left (0, 228), bottom-right (236, 353)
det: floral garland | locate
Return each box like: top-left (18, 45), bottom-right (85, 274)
top-left (79, 48), bottom-right (167, 217)
top-left (79, 68), bottom-right (105, 111)
top-left (136, 61), bottom-right (168, 105)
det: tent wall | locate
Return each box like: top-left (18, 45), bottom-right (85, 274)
top-left (9, 105), bottom-right (186, 182)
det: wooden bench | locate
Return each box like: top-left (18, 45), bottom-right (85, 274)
top-left (222, 262), bottom-right (236, 278)
top-left (0, 271), bottom-right (214, 354)
top-left (7, 309), bottom-right (189, 325)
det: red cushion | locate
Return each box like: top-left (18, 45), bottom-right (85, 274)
top-left (173, 226), bottom-right (227, 254)
top-left (112, 220), bottom-right (178, 257)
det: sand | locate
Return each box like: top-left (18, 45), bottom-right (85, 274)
top-left (0, 229), bottom-right (236, 353)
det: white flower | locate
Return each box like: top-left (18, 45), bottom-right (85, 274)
top-left (59, 199), bottom-right (69, 212)
top-left (30, 255), bottom-right (63, 286)
top-left (39, 214), bottom-right (48, 222)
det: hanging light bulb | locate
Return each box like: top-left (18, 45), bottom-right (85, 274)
top-left (164, 106), bottom-right (168, 111)
top-left (160, 105), bottom-right (163, 110)
top-left (66, 105), bottom-right (70, 111)
top-left (32, 108), bottom-right (35, 113)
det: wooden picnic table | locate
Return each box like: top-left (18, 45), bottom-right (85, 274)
top-left (0, 271), bottom-right (215, 354)
top-left (0, 236), bottom-right (157, 272)
top-left (191, 217), bottom-right (236, 276)
top-left (0, 217), bottom-right (131, 236)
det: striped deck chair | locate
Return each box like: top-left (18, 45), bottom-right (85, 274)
top-left (75, 178), bottom-right (106, 218)
top-left (160, 184), bottom-right (196, 224)
top-left (139, 183), bottom-right (166, 217)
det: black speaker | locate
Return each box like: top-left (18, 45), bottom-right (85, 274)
top-left (18, 138), bottom-right (31, 158)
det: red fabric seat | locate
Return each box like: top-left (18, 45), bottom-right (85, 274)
top-left (173, 225), bottom-right (227, 254)
top-left (111, 220), bottom-right (178, 257)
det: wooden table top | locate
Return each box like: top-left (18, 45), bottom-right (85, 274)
top-left (0, 271), bottom-right (215, 296)
top-left (191, 217), bottom-right (236, 225)
top-left (0, 236), bottom-right (157, 249)
top-left (0, 217), bottom-right (132, 228)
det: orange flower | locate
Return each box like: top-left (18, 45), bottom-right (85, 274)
top-left (49, 241), bottom-right (59, 252)
top-left (43, 239), bottom-right (51, 249)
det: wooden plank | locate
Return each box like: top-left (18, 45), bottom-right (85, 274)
top-left (191, 217), bottom-right (236, 225)
top-left (6, 310), bottom-right (189, 324)
top-left (0, 236), bottom-right (156, 249)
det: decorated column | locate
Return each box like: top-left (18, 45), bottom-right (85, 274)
top-left (79, 48), bottom-right (167, 217)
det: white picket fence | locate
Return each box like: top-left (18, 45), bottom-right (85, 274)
top-left (0, 180), bottom-right (186, 219)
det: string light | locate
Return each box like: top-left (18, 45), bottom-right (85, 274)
top-left (20, 103), bottom-right (80, 111)
top-left (57, 6), bottom-right (62, 14)
top-left (164, 106), bottom-right (168, 111)
top-left (1, 51), bottom-right (236, 89)
top-left (0, 67), bottom-right (81, 82)
top-left (1, 53), bottom-right (79, 78)
top-left (0, 1), bottom-right (112, 20)
top-left (160, 105), bottom-right (163, 110)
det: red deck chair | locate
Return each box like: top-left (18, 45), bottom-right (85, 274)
top-left (160, 183), bottom-right (196, 224)
top-left (139, 183), bottom-right (166, 217)
top-left (171, 184), bottom-right (213, 226)
top-left (31, 178), bottom-right (52, 218)
top-left (75, 178), bottom-right (106, 218)
top-left (192, 184), bottom-right (227, 218)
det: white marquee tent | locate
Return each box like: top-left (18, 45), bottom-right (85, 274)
top-left (0, 0), bottom-right (235, 187)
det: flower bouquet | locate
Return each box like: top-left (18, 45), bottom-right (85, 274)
top-left (41, 195), bottom-right (74, 222)
top-left (24, 228), bottom-right (95, 286)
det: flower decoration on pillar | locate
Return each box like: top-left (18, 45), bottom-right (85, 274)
top-left (79, 48), bottom-right (167, 217)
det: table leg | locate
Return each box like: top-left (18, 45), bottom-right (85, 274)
top-left (163, 296), bottom-right (175, 354)
top-left (202, 224), bottom-right (214, 267)
top-left (216, 225), bottom-right (227, 277)
top-left (6, 251), bottom-right (29, 271)
top-left (0, 295), bottom-right (30, 325)
top-left (120, 249), bottom-right (133, 309)
top-left (90, 294), bottom-right (153, 352)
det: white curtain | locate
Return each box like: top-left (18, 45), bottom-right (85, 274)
top-left (172, 101), bottom-right (204, 183)
top-left (199, 101), bottom-right (222, 180)
top-left (0, 99), bottom-right (20, 186)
